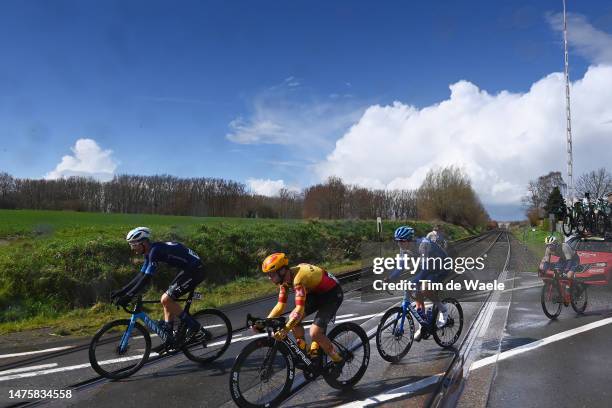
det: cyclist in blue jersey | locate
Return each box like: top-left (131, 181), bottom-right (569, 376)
top-left (111, 227), bottom-right (207, 346)
top-left (388, 226), bottom-right (450, 341)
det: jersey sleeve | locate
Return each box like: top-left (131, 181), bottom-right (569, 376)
top-left (267, 285), bottom-right (288, 318)
top-left (285, 276), bottom-right (307, 330)
top-left (542, 246), bottom-right (552, 263)
top-left (142, 247), bottom-right (159, 276)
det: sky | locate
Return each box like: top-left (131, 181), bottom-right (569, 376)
top-left (1, 0), bottom-right (611, 220)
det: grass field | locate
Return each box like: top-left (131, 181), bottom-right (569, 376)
top-left (0, 209), bottom-right (297, 241)
top-left (0, 209), bottom-right (469, 336)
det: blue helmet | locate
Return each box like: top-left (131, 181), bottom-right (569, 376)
top-left (394, 226), bottom-right (415, 241)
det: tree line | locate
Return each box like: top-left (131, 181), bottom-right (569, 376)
top-left (0, 166), bottom-right (489, 228)
top-left (522, 167), bottom-right (612, 225)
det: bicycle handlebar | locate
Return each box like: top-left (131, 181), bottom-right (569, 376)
top-left (246, 313), bottom-right (286, 330)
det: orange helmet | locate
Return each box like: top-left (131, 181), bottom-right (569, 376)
top-left (262, 253), bottom-right (289, 273)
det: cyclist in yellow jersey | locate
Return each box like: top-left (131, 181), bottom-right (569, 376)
top-left (259, 253), bottom-right (344, 365)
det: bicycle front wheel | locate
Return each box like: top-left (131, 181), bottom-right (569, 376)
top-left (433, 298), bottom-right (463, 348)
top-left (376, 306), bottom-right (414, 362)
top-left (88, 319), bottom-right (151, 380)
top-left (541, 282), bottom-right (562, 319)
top-left (571, 282), bottom-right (588, 314)
top-left (183, 309), bottom-right (232, 364)
top-left (229, 337), bottom-right (294, 408)
top-left (323, 322), bottom-right (370, 390)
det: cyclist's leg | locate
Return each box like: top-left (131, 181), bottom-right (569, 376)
top-left (291, 324), bottom-right (307, 351)
top-left (309, 286), bottom-right (343, 362)
top-left (163, 270), bottom-right (188, 322)
top-left (167, 266), bottom-right (205, 333)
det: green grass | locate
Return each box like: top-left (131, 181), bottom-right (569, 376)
top-left (0, 264), bottom-right (356, 337)
top-left (0, 209), bottom-right (471, 336)
top-left (511, 224), bottom-right (562, 272)
top-left (0, 209), bottom-right (298, 240)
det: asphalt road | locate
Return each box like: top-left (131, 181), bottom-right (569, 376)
top-left (8, 231), bottom-right (605, 408)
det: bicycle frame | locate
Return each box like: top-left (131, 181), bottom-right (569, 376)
top-left (542, 271), bottom-right (572, 305)
top-left (118, 293), bottom-right (197, 353)
top-left (394, 290), bottom-right (430, 335)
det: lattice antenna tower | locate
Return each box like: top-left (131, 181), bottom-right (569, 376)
top-left (563, 0), bottom-right (574, 201)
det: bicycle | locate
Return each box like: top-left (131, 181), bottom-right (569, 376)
top-left (540, 266), bottom-right (588, 319)
top-left (89, 291), bottom-right (232, 380)
top-left (557, 201), bottom-right (575, 237)
top-left (375, 290), bottom-right (463, 362)
top-left (229, 314), bottom-right (370, 408)
top-left (595, 197), bottom-right (609, 236)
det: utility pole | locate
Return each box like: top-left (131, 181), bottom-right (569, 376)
top-left (563, 0), bottom-right (574, 202)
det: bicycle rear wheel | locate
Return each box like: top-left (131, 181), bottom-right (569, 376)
top-left (571, 282), bottom-right (588, 314)
top-left (183, 309), bottom-right (232, 364)
top-left (88, 319), bottom-right (151, 380)
top-left (375, 306), bottom-right (414, 362)
top-left (541, 282), bottom-right (562, 319)
top-left (323, 322), bottom-right (370, 390)
top-left (229, 337), bottom-right (293, 408)
top-left (433, 298), bottom-right (463, 348)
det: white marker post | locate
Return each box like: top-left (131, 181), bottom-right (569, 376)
top-left (377, 217), bottom-right (382, 257)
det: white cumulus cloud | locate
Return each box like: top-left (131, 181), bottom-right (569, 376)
top-left (247, 178), bottom-right (299, 196)
top-left (315, 14), bottom-right (612, 220)
top-left (46, 138), bottom-right (119, 181)
top-left (317, 64), bottom-right (612, 214)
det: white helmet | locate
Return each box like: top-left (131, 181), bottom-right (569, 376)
top-left (126, 227), bottom-right (151, 243)
top-left (544, 235), bottom-right (557, 245)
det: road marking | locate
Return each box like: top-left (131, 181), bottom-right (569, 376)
top-left (470, 316), bottom-right (612, 371)
top-left (0, 363), bottom-right (58, 376)
top-left (0, 346), bottom-right (74, 359)
top-left (337, 373), bottom-right (444, 407)
top-left (0, 353), bottom-right (160, 382)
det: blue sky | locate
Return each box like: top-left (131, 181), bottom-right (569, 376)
top-left (1, 1), bottom-right (611, 220)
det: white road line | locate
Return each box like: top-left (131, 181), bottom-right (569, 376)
top-left (470, 317), bottom-right (612, 371)
top-left (337, 373), bottom-right (444, 407)
top-left (334, 313), bottom-right (357, 319)
top-left (0, 353), bottom-right (159, 382)
top-left (0, 346), bottom-right (74, 359)
top-left (0, 363), bottom-right (58, 376)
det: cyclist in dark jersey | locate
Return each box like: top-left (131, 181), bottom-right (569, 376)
top-left (111, 227), bottom-right (207, 346)
top-left (388, 226), bottom-right (450, 341)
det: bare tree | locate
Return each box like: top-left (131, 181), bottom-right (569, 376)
top-left (523, 171), bottom-right (566, 217)
top-left (575, 168), bottom-right (612, 199)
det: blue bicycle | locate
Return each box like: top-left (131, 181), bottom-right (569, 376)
top-left (375, 290), bottom-right (463, 362)
top-left (89, 292), bottom-right (232, 379)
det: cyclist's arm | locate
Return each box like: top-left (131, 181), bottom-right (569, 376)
top-left (267, 285), bottom-right (288, 318)
top-left (540, 247), bottom-right (553, 271)
top-left (284, 284), bottom-right (306, 331)
top-left (124, 273), bottom-right (152, 297)
top-left (419, 240), bottom-right (430, 272)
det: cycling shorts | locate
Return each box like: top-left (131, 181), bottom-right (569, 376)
top-left (166, 264), bottom-right (205, 300)
top-left (304, 285), bottom-right (343, 330)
